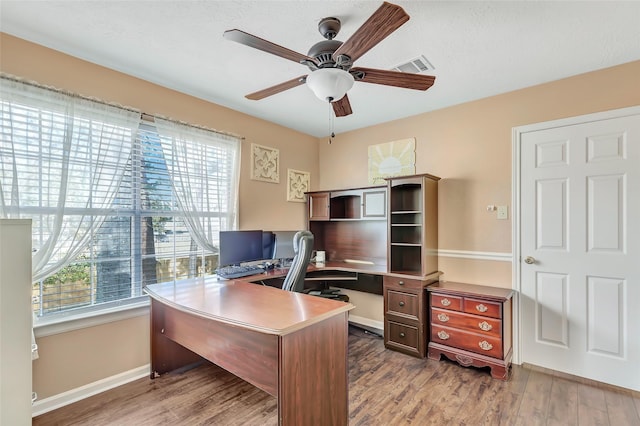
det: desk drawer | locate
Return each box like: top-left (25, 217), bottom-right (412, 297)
top-left (431, 293), bottom-right (463, 311)
top-left (463, 298), bottom-right (502, 319)
top-left (431, 308), bottom-right (501, 338)
top-left (386, 320), bottom-right (419, 353)
top-left (387, 290), bottom-right (419, 320)
top-left (384, 276), bottom-right (424, 291)
top-left (431, 325), bottom-right (503, 359)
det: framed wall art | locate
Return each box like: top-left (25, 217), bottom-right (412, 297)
top-left (251, 143), bottom-right (280, 183)
top-left (287, 169), bottom-right (310, 202)
top-left (367, 138), bottom-right (416, 184)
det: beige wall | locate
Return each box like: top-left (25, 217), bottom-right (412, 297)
top-left (1, 33), bottom-right (318, 400)
top-left (317, 60), bottom-right (640, 286)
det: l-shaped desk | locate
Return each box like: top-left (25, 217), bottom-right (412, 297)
top-left (144, 262), bottom-right (441, 425)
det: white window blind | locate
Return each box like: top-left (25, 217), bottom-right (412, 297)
top-left (0, 76), bottom-right (241, 318)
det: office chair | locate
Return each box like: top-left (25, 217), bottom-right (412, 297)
top-left (281, 231), bottom-right (349, 302)
top-left (281, 230), bottom-right (314, 293)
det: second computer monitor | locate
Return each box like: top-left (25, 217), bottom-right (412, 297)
top-left (272, 230), bottom-right (299, 263)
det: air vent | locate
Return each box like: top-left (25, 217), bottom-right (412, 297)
top-left (392, 55), bottom-right (434, 74)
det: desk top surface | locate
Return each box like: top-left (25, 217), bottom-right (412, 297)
top-left (145, 276), bottom-right (354, 336)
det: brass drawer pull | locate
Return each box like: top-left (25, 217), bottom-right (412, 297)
top-left (478, 321), bottom-right (493, 331)
top-left (440, 298), bottom-right (451, 307)
top-left (478, 340), bottom-right (493, 351)
top-left (475, 303), bottom-right (488, 313)
top-left (399, 301), bottom-right (405, 307)
top-left (437, 330), bottom-right (450, 340)
top-left (437, 313), bottom-right (449, 322)
top-left (399, 332), bottom-right (406, 338)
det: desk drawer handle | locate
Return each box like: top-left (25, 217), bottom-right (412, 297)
top-left (437, 331), bottom-right (450, 340)
top-left (398, 280), bottom-right (404, 286)
top-left (399, 301), bottom-right (405, 307)
top-left (440, 298), bottom-right (451, 307)
top-left (478, 340), bottom-right (493, 351)
top-left (437, 313), bottom-right (449, 322)
top-left (478, 321), bottom-right (493, 331)
top-left (399, 332), bottom-right (406, 338)
top-left (475, 303), bottom-right (488, 313)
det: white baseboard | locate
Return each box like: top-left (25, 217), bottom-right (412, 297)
top-left (349, 315), bottom-right (383, 333)
top-left (32, 364), bottom-right (150, 417)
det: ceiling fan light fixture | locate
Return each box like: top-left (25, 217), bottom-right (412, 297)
top-left (306, 68), bottom-right (354, 103)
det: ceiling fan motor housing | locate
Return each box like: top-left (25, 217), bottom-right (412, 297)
top-left (308, 39), bottom-right (346, 69)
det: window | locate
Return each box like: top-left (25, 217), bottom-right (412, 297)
top-left (0, 77), bottom-right (241, 319)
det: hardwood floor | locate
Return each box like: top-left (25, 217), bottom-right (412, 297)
top-left (34, 326), bottom-right (640, 425)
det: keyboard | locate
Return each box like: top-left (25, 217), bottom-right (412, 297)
top-left (215, 264), bottom-right (265, 279)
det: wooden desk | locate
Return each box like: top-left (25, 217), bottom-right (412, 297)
top-left (145, 277), bottom-right (354, 426)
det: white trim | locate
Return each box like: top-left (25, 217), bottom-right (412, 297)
top-left (437, 249), bottom-right (512, 262)
top-left (512, 124), bottom-right (523, 365)
top-left (348, 315), bottom-right (384, 333)
top-left (511, 105), bottom-right (640, 367)
top-left (32, 364), bottom-right (150, 417)
top-left (34, 300), bottom-right (150, 338)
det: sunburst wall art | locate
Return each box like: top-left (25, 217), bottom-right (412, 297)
top-left (367, 138), bottom-right (416, 184)
top-left (287, 169), bottom-right (310, 203)
top-left (251, 143), bottom-right (280, 183)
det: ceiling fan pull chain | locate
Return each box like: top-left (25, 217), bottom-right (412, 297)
top-left (328, 103), bottom-right (335, 144)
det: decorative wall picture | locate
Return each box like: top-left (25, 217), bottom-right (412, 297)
top-left (251, 143), bottom-right (280, 183)
top-left (287, 169), bottom-right (310, 203)
top-left (367, 138), bottom-right (416, 184)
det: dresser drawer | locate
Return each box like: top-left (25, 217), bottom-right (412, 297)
top-left (386, 320), bottom-right (419, 352)
top-left (463, 298), bottom-right (502, 319)
top-left (431, 325), bottom-right (503, 359)
top-left (431, 308), bottom-right (501, 338)
top-left (431, 293), bottom-right (463, 311)
top-left (384, 276), bottom-right (424, 291)
top-left (387, 290), bottom-right (419, 319)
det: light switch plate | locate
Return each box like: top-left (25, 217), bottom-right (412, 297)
top-left (497, 205), bottom-right (508, 220)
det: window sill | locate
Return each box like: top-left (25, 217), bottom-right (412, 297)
top-left (34, 298), bottom-right (150, 338)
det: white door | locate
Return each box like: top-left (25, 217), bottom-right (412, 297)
top-left (517, 107), bottom-right (640, 391)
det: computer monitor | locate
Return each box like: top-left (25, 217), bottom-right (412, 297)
top-left (272, 230), bottom-right (299, 263)
top-left (218, 230), bottom-right (264, 267)
top-left (262, 231), bottom-right (275, 260)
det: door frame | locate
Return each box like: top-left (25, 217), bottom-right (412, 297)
top-left (511, 105), bottom-right (640, 366)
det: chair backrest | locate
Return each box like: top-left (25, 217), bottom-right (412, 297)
top-left (281, 230), bottom-right (314, 293)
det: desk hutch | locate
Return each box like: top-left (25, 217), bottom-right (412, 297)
top-left (305, 174), bottom-right (440, 358)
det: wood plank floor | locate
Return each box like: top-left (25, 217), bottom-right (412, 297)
top-left (34, 326), bottom-right (640, 425)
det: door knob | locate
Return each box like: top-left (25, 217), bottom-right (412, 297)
top-left (524, 256), bottom-right (536, 264)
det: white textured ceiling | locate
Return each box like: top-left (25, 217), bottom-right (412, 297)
top-left (2, 1), bottom-right (640, 137)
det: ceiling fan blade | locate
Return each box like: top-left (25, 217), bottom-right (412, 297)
top-left (351, 67), bottom-right (435, 91)
top-left (332, 2), bottom-right (409, 63)
top-left (332, 95), bottom-right (353, 117)
top-left (245, 75), bottom-right (307, 100)
top-left (224, 29), bottom-right (316, 65)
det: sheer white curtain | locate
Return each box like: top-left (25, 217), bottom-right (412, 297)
top-left (0, 77), bottom-right (140, 358)
top-left (153, 118), bottom-right (241, 252)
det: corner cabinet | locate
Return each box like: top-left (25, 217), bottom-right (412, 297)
top-left (427, 281), bottom-right (513, 380)
top-left (386, 174), bottom-right (439, 276)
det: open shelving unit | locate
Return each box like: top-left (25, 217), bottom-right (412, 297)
top-left (387, 174), bottom-right (439, 276)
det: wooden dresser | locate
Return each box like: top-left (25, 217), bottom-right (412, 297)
top-left (427, 281), bottom-right (513, 380)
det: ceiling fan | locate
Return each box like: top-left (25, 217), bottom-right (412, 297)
top-left (223, 1), bottom-right (436, 117)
